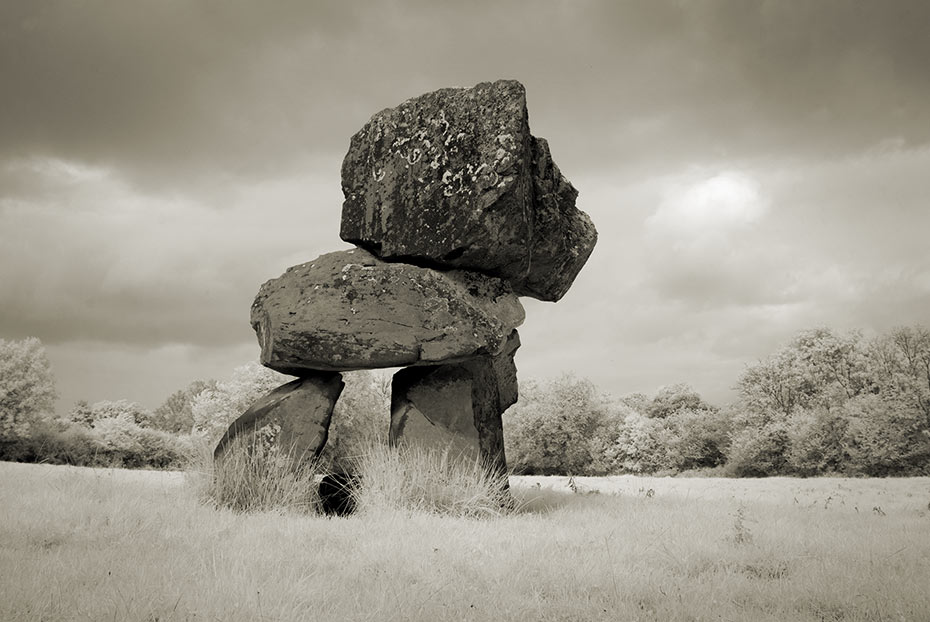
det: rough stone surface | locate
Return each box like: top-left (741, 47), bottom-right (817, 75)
top-left (251, 249), bottom-right (525, 374)
top-left (214, 372), bottom-right (344, 462)
top-left (522, 138), bottom-right (598, 299)
top-left (389, 330), bottom-right (520, 475)
top-left (340, 79), bottom-right (597, 302)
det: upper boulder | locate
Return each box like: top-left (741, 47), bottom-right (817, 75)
top-left (340, 79), bottom-right (597, 302)
top-left (251, 249), bottom-right (525, 374)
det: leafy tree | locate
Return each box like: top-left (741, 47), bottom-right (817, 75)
top-left (322, 370), bottom-right (390, 469)
top-left (662, 407), bottom-right (731, 471)
top-left (191, 362), bottom-right (287, 442)
top-left (608, 411), bottom-right (669, 473)
top-left (89, 399), bottom-right (153, 428)
top-left (618, 392), bottom-right (650, 414)
top-left (504, 375), bottom-right (621, 475)
top-left (736, 328), bottom-right (869, 422)
top-left (151, 379), bottom-right (217, 433)
top-left (785, 406), bottom-right (850, 476)
top-left (91, 413), bottom-right (145, 457)
top-left (793, 328), bottom-right (870, 404)
top-left (867, 326), bottom-right (930, 427)
top-left (730, 325), bottom-right (930, 476)
top-left (736, 350), bottom-right (810, 421)
top-left (646, 383), bottom-right (714, 418)
top-left (841, 393), bottom-right (930, 476)
top-left (66, 400), bottom-right (95, 427)
top-left (0, 337), bottom-right (58, 439)
top-left (609, 406), bottom-right (729, 474)
top-left (725, 421), bottom-right (791, 477)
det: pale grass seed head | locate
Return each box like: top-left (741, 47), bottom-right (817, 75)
top-left (351, 442), bottom-right (516, 518)
top-left (188, 432), bottom-right (515, 518)
top-left (195, 427), bottom-right (322, 515)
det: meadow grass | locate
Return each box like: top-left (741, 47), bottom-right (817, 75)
top-left (2, 461), bottom-right (929, 621)
top-left (351, 443), bottom-right (513, 518)
top-left (195, 432), bottom-right (323, 515)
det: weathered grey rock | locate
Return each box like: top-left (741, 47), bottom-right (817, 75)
top-left (251, 249), bottom-right (524, 374)
top-left (522, 137), bottom-right (598, 299)
top-left (214, 372), bottom-right (344, 462)
top-left (389, 330), bottom-right (520, 475)
top-left (340, 79), bottom-right (597, 302)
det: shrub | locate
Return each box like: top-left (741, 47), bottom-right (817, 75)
top-left (133, 427), bottom-right (195, 469)
top-left (607, 407), bottom-right (729, 474)
top-left (607, 411), bottom-right (669, 474)
top-left (841, 394), bottom-right (930, 476)
top-left (646, 383), bottom-right (712, 419)
top-left (351, 443), bottom-right (513, 517)
top-left (151, 379), bottom-right (217, 433)
top-left (725, 421), bottom-right (791, 477)
top-left (320, 370), bottom-right (390, 470)
top-left (190, 362), bottom-right (288, 443)
top-left (0, 336), bottom-right (58, 439)
top-left (663, 408), bottom-right (732, 471)
top-left (504, 375), bottom-right (621, 475)
top-left (91, 414), bottom-right (145, 463)
top-left (25, 422), bottom-right (103, 466)
top-left (785, 407), bottom-right (850, 476)
top-left (88, 400), bottom-right (153, 428)
top-left (0, 417), bottom-right (192, 469)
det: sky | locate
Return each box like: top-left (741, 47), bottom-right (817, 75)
top-left (2, 0), bottom-right (929, 414)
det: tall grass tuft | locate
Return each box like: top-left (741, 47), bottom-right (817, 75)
top-left (193, 428), bottom-right (322, 514)
top-left (351, 442), bottom-right (515, 517)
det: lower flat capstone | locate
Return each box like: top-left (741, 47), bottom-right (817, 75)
top-left (250, 248), bottom-right (525, 374)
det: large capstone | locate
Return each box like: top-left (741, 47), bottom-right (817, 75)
top-left (389, 330), bottom-right (520, 476)
top-left (251, 249), bottom-right (524, 374)
top-left (213, 372), bottom-right (344, 463)
top-left (340, 79), bottom-right (597, 302)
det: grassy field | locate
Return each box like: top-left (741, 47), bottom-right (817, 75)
top-left (2, 462), bottom-right (929, 621)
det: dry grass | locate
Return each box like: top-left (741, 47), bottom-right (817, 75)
top-left (194, 431), bottom-right (322, 515)
top-left (351, 443), bottom-right (514, 517)
top-left (2, 461), bottom-right (929, 621)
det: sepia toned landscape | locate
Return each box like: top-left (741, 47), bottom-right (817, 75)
top-left (3, 2), bottom-right (929, 621)
top-left (2, 461), bottom-right (929, 621)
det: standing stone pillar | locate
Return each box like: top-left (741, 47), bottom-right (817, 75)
top-left (214, 372), bottom-right (344, 464)
top-left (389, 331), bottom-right (520, 476)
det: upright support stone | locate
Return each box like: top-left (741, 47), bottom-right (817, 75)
top-left (214, 372), bottom-right (345, 464)
top-left (389, 331), bottom-right (520, 476)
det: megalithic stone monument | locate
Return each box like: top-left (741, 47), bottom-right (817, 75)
top-left (215, 80), bottom-right (597, 507)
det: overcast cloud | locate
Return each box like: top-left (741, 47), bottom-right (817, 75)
top-left (1, 0), bottom-right (928, 413)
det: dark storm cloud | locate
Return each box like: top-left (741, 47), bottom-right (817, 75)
top-left (694, 1), bottom-right (930, 150)
top-left (4, 0), bottom-right (929, 191)
top-left (0, 1), bottom-right (365, 188)
top-left (575, 0), bottom-right (930, 176)
top-left (0, 162), bottom-right (345, 347)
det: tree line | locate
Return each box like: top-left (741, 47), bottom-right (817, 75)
top-left (506, 326), bottom-right (930, 476)
top-left (2, 325), bottom-right (929, 476)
